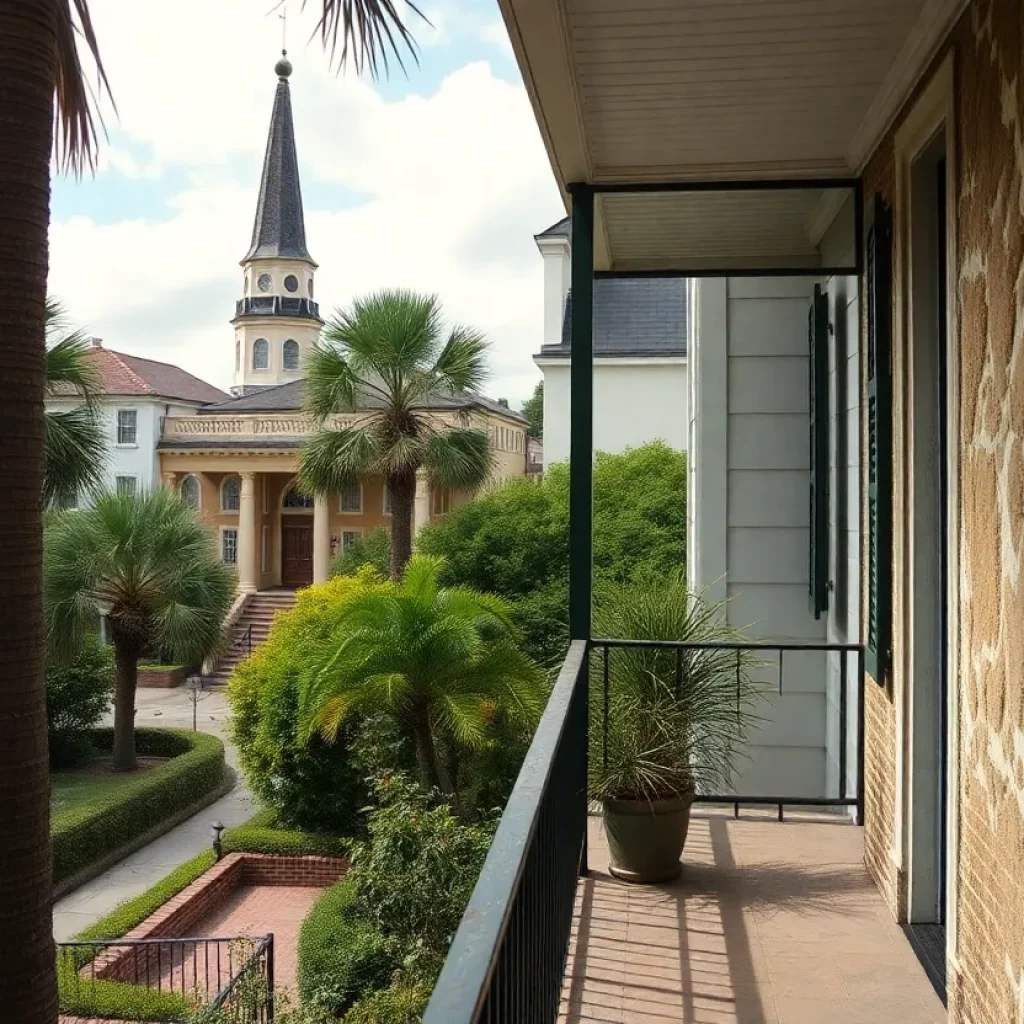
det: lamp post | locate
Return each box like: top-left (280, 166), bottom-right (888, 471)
top-left (211, 820), bottom-right (225, 861)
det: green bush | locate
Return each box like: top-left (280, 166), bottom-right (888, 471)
top-left (47, 633), bottom-right (113, 768)
top-left (298, 877), bottom-right (402, 1015)
top-left (342, 981), bottom-right (431, 1023)
top-left (228, 573), bottom-right (383, 833)
top-left (52, 728), bottom-right (225, 884)
top-left (221, 809), bottom-right (349, 858)
top-left (330, 527), bottom-right (391, 578)
top-left (57, 955), bottom-right (191, 1022)
top-left (349, 774), bottom-right (495, 952)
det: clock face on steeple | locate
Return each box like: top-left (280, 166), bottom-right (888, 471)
top-left (257, 273), bottom-right (273, 293)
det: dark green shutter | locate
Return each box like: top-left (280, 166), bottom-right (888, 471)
top-left (809, 284), bottom-right (830, 619)
top-left (865, 194), bottom-right (893, 684)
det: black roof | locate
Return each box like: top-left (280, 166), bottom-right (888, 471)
top-left (539, 278), bottom-right (687, 359)
top-left (244, 60), bottom-right (312, 263)
top-left (535, 216), bottom-right (570, 240)
top-left (200, 379), bottom-right (527, 422)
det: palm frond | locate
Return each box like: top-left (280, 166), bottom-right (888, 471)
top-left (424, 428), bottom-right (493, 490)
top-left (44, 407), bottom-right (106, 507)
top-left (430, 326), bottom-right (489, 396)
top-left (304, 342), bottom-right (362, 419)
top-left (298, 427), bottom-right (379, 495)
top-left (307, 0), bottom-right (429, 80)
top-left (54, 0), bottom-right (115, 174)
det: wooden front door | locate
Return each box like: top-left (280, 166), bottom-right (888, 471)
top-left (281, 519), bottom-right (314, 587)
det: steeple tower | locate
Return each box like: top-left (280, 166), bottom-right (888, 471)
top-left (231, 52), bottom-right (322, 397)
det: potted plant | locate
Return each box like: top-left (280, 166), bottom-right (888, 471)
top-left (590, 578), bottom-right (760, 883)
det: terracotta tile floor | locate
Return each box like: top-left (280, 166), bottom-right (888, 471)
top-left (163, 884), bottom-right (323, 997)
top-left (559, 811), bottom-right (946, 1024)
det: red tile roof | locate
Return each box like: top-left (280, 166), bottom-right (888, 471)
top-left (51, 344), bottom-right (229, 405)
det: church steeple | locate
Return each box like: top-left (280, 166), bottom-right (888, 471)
top-left (244, 51), bottom-right (313, 263)
top-left (231, 53), bottom-right (322, 397)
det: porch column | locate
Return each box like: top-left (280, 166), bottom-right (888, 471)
top-left (162, 471), bottom-right (175, 489)
top-left (413, 469), bottom-right (430, 541)
top-left (568, 183), bottom-right (594, 641)
top-left (313, 493), bottom-right (331, 584)
top-left (237, 472), bottom-right (258, 593)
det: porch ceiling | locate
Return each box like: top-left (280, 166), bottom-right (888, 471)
top-left (500, 0), bottom-right (966, 270)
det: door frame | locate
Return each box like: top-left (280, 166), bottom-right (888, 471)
top-left (891, 53), bottom-right (961, 964)
top-left (280, 517), bottom-right (314, 587)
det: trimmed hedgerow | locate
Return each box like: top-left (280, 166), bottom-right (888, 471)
top-left (297, 877), bottom-right (401, 1016)
top-left (221, 808), bottom-right (350, 858)
top-left (57, 955), bottom-right (192, 1022)
top-left (52, 728), bottom-right (226, 885)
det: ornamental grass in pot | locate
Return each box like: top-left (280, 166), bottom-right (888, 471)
top-left (590, 579), bottom-right (761, 883)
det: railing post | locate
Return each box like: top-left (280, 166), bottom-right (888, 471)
top-left (266, 934), bottom-right (275, 1023)
top-left (856, 645), bottom-right (866, 826)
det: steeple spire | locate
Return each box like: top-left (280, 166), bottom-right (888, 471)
top-left (243, 51), bottom-right (312, 263)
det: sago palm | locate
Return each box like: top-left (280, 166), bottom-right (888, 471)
top-left (44, 298), bottom-right (106, 507)
top-left (299, 290), bottom-right (494, 578)
top-left (44, 489), bottom-right (234, 771)
top-left (299, 555), bottom-right (544, 798)
top-left (1, 4), bottom-right (421, 1017)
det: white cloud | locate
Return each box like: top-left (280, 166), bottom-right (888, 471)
top-left (48, 0), bottom-right (562, 405)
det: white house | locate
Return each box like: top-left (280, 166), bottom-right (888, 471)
top-left (532, 217), bottom-right (688, 467)
top-left (45, 338), bottom-right (229, 502)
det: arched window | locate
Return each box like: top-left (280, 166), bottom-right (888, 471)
top-left (235, 340), bottom-right (240, 371)
top-left (221, 475), bottom-right (241, 512)
top-left (252, 338), bottom-right (269, 370)
top-left (282, 485), bottom-right (314, 510)
top-left (180, 475), bottom-right (200, 510)
top-left (282, 339), bottom-right (300, 371)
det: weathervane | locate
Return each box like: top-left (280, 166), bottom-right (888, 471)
top-left (278, 2), bottom-right (288, 53)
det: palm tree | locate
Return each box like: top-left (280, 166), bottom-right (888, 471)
top-left (44, 298), bottom-right (106, 507)
top-left (299, 290), bottom-right (494, 578)
top-left (0, 5), bottom-right (420, 1018)
top-left (299, 555), bottom-right (544, 799)
top-left (44, 489), bottom-right (234, 771)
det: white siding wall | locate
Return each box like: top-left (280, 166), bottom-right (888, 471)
top-left (540, 360), bottom-right (688, 466)
top-left (724, 276), bottom-right (828, 798)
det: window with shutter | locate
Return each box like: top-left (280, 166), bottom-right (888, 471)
top-left (808, 283), bottom-right (830, 619)
top-left (866, 194), bottom-right (893, 684)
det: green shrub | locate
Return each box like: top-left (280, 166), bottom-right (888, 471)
top-left (298, 877), bottom-right (402, 1015)
top-left (52, 728), bottom-right (225, 884)
top-left (221, 812), bottom-right (349, 858)
top-left (57, 955), bottom-right (191, 1022)
top-left (228, 573), bottom-right (384, 833)
top-left (349, 775), bottom-right (495, 952)
top-left (342, 981), bottom-right (432, 1023)
top-left (72, 849), bottom-right (216, 953)
top-left (330, 528), bottom-right (391, 578)
top-left (47, 633), bottom-right (113, 768)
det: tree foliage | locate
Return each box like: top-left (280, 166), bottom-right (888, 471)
top-left (46, 633), bottom-right (113, 769)
top-left (521, 380), bottom-right (543, 438)
top-left (298, 290), bottom-right (493, 578)
top-left (330, 527), bottom-right (391, 578)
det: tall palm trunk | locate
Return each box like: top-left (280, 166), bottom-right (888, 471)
top-left (0, 4), bottom-right (60, 1021)
top-left (412, 709), bottom-right (455, 798)
top-left (388, 470), bottom-right (417, 579)
top-left (111, 642), bottom-right (140, 772)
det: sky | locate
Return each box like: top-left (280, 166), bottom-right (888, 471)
top-left (48, 0), bottom-right (564, 407)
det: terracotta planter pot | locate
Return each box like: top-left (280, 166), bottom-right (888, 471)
top-left (602, 786), bottom-right (696, 884)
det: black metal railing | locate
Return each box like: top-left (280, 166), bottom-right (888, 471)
top-left (58, 934), bottom-right (274, 1022)
top-left (227, 623), bottom-right (253, 661)
top-left (423, 640), bottom-right (589, 1024)
top-left (426, 636), bottom-right (866, 1023)
top-left (591, 638), bottom-right (866, 823)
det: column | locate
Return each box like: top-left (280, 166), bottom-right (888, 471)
top-left (412, 470), bottom-right (431, 542)
top-left (313, 492), bottom-right (331, 584)
top-left (162, 471), bottom-right (176, 489)
top-left (237, 472), bottom-right (258, 593)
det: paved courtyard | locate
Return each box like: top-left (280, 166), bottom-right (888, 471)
top-left (560, 811), bottom-right (945, 1024)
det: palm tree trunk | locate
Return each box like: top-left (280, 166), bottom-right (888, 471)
top-left (412, 712), bottom-right (455, 798)
top-left (0, 4), bottom-right (60, 1021)
top-left (388, 470), bottom-right (416, 579)
top-left (111, 643), bottom-right (139, 772)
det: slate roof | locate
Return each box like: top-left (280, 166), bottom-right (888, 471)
top-left (244, 57), bottom-right (313, 263)
top-left (539, 278), bottom-right (688, 359)
top-left (535, 216), bottom-right (570, 240)
top-left (48, 345), bottom-right (230, 404)
top-left (200, 379), bottom-right (527, 422)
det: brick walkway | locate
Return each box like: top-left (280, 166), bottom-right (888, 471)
top-left (560, 811), bottom-right (946, 1024)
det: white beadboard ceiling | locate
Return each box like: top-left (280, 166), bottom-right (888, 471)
top-left (499, 0), bottom-right (964, 270)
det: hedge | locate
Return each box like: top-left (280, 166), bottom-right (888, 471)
top-left (221, 807), bottom-right (350, 858)
top-left (342, 981), bottom-right (432, 1023)
top-left (297, 877), bottom-right (401, 1015)
top-left (57, 956), bottom-right (192, 1022)
top-left (52, 728), bottom-right (226, 885)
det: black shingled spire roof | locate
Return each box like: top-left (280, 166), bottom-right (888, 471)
top-left (244, 52), bottom-right (313, 263)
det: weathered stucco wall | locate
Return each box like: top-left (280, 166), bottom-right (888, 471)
top-left (955, 1), bottom-right (1024, 1020)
